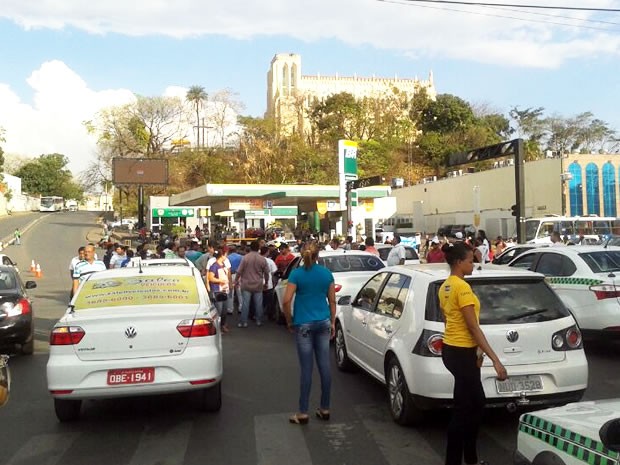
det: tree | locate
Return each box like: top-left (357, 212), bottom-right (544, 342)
top-left (15, 154), bottom-right (84, 199)
top-left (186, 85), bottom-right (208, 149)
top-left (412, 94), bottom-right (475, 134)
top-left (208, 89), bottom-right (245, 147)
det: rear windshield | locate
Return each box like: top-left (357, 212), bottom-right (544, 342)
top-left (378, 247), bottom-right (419, 261)
top-left (426, 278), bottom-right (570, 325)
top-left (579, 251), bottom-right (620, 273)
top-left (318, 255), bottom-right (385, 273)
top-left (74, 275), bottom-right (200, 310)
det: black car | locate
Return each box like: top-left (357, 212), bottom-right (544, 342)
top-left (0, 266), bottom-right (37, 355)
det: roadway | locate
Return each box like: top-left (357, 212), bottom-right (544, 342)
top-left (0, 211), bottom-right (619, 465)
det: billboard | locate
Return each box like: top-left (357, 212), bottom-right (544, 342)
top-left (112, 158), bottom-right (169, 185)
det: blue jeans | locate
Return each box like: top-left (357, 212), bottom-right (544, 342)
top-left (295, 319), bottom-right (332, 414)
top-left (240, 290), bottom-right (263, 324)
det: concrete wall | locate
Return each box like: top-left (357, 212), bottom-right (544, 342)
top-left (389, 158), bottom-right (563, 238)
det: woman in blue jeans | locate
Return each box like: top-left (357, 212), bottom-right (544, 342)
top-left (283, 242), bottom-right (336, 424)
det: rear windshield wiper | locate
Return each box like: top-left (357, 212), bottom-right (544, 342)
top-left (507, 308), bottom-right (548, 321)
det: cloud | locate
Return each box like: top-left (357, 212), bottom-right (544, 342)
top-left (0, 60), bottom-right (135, 174)
top-left (1, 0), bottom-right (619, 68)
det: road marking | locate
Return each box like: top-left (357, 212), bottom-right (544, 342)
top-left (255, 413), bottom-right (313, 465)
top-left (355, 404), bottom-right (443, 465)
top-left (126, 421), bottom-right (193, 465)
top-left (5, 432), bottom-right (80, 465)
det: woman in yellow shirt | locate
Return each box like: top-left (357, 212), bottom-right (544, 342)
top-left (439, 242), bottom-right (507, 465)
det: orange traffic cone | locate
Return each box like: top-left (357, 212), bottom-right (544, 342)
top-left (30, 260), bottom-right (36, 272)
top-left (35, 263), bottom-right (42, 278)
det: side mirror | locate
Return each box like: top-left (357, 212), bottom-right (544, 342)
top-left (337, 295), bottom-right (351, 306)
top-left (25, 281), bottom-right (37, 289)
top-left (600, 419), bottom-right (620, 453)
top-left (0, 355), bottom-right (10, 408)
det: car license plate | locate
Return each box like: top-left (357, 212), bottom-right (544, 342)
top-left (107, 368), bottom-right (155, 385)
top-left (496, 375), bottom-right (543, 394)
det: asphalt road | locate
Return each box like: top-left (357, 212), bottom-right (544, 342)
top-left (1, 211), bottom-right (619, 465)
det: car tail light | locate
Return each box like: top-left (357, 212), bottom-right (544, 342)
top-left (590, 284), bottom-right (620, 300)
top-left (3, 298), bottom-right (31, 317)
top-left (334, 284), bottom-right (342, 292)
top-left (551, 325), bottom-right (582, 351)
top-left (50, 326), bottom-right (85, 345)
top-left (412, 329), bottom-right (444, 357)
top-left (177, 319), bottom-right (216, 338)
top-left (189, 378), bottom-right (216, 385)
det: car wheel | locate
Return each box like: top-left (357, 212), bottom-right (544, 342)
top-left (335, 323), bottom-right (355, 372)
top-left (386, 357), bottom-right (423, 426)
top-left (532, 451), bottom-right (567, 465)
top-left (54, 398), bottom-right (82, 422)
top-left (198, 382), bottom-right (222, 412)
top-left (21, 326), bottom-right (34, 355)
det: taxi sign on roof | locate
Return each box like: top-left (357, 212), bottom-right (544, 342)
top-left (74, 276), bottom-right (199, 310)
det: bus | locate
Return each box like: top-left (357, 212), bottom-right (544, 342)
top-left (39, 196), bottom-right (64, 212)
top-left (524, 216), bottom-right (620, 244)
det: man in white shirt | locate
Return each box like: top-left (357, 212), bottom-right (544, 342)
top-left (261, 246), bottom-right (278, 320)
top-left (69, 246), bottom-right (86, 279)
top-left (109, 245), bottom-right (126, 269)
top-left (387, 234), bottom-right (406, 266)
top-left (551, 231), bottom-right (566, 246)
top-left (72, 245), bottom-right (106, 295)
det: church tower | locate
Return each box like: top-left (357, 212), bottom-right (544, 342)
top-left (266, 53), bottom-right (303, 132)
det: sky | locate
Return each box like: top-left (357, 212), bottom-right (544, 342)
top-left (0, 0), bottom-right (619, 176)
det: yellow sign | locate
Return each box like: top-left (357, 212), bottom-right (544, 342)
top-left (74, 276), bottom-right (199, 310)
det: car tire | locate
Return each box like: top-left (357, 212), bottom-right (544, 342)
top-left (335, 322), bottom-right (355, 372)
top-left (21, 326), bottom-right (34, 355)
top-left (54, 398), bottom-right (82, 422)
top-left (198, 382), bottom-right (222, 412)
top-left (532, 451), bottom-right (566, 465)
top-left (386, 357), bottom-right (423, 426)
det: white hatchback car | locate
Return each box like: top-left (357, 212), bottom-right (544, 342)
top-left (335, 264), bottom-right (588, 425)
top-left (47, 266), bottom-right (223, 422)
top-left (507, 246), bottom-right (620, 338)
top-left (273, 250), bottom-right (385, 322)
top-left (514, 400), bottom-right (620, 465)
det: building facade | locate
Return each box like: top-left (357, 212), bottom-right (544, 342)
top-left (266, 53), bottom-right (437, 134)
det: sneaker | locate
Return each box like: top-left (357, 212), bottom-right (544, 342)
top-left (256, 321), bottom-right (263, 327)
top-left (227, 310), bottom-right (233, 315)
top-left (237, 322), bottom-right (248, 328)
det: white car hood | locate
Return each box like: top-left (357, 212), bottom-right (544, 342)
top-left (523, 399), bottom-right (620, 442)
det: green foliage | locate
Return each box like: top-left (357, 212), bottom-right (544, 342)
top-left (413, 94), bottom-right (475, 134)
top-left (15, 154), bottom-right (84, 199)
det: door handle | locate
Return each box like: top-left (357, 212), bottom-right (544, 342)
top-left (383, 326), bottom-right (393, 334)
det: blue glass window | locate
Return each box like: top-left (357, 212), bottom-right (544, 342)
top-left (585, 163), bottom-right (600, 216)
top-left (602, 163), bottom-right (617, 217)
top-left (568, 162), bottom-right (583, 216)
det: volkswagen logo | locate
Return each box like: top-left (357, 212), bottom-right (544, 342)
top-left (506, 330), bottom-right (519, 343)
top-left (125, 327), bottom-right (137, 339)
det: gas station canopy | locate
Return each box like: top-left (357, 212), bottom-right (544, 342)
top-left (169, 183), bottom-right (391, 215)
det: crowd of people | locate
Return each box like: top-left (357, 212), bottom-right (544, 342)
top-left (422, 230), bottom-right (515, 264)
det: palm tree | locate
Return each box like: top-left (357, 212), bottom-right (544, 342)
top-left (186, 86), bottom-right (208, 149)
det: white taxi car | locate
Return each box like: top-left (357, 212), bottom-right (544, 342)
top-left (46, 266), bottom-right (223, 422)
top-left (273, 250), bottom-right (385, 323)
top-left (335, 264), bottom-right (588, 425)
top-left (514, 400), bottom-right (620, 465)
top-left (507, 246), bottom-right (620, 338)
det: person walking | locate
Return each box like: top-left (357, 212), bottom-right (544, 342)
top-left (13, 228), bottom-right (21, 246)
top-left (207, 250), bottom-right (230, 333)
top-left (282, 242), bottom-right (336, 425)
top-left (439, 242), bottom-right (507, 465)
top-left (234, 240), bottom-right (270, 328)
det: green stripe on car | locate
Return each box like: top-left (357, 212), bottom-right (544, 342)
top-left (546, 277), bottom-right (604, 286)
top-left (520, 414), bottom-right (619, 465)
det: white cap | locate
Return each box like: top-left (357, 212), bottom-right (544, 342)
top-left (431, 236), bottom-right (440, 244)
top-left (455, 232), bottom-right (464, 240)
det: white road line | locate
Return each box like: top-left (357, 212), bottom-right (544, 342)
top-left (127, 421), bottom-right (193, 465)
top-left (355, 404), bottom-right (443, 465)
top-left (5, 432), bottom-right (80, 465)
top-left (255, 413), bottom-right (313, 465)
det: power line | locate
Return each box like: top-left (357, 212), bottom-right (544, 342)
top-left (479, 4), bottom-right (620, 27)
top-left (392, 0), bottom-right (620, 12)
top-left (379, 0), bottom-right (620, 31)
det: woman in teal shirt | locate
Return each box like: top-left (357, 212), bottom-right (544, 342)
top-left (283, 243), bottom-right (336, 424)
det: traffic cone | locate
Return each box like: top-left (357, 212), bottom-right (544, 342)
top-left (30, 260), bottom-right (36, 272)
top-left (35, 263), bottom-right (42, 278)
